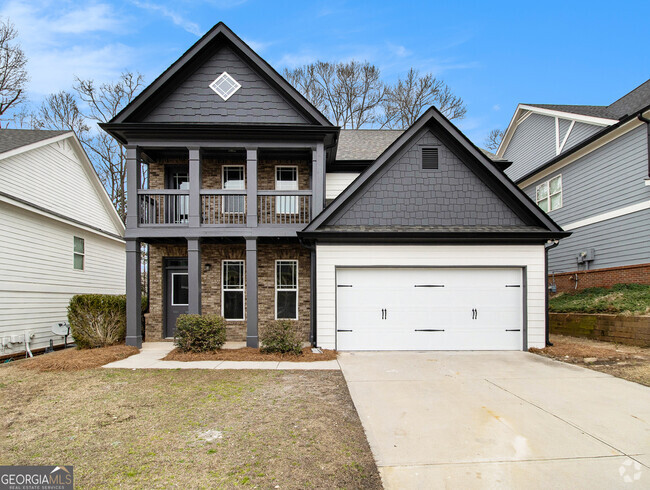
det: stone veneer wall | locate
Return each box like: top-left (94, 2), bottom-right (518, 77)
top-left (146, 241), bottom-right (310, 342)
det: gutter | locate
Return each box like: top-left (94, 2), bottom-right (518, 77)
top-left (637, 113), bottom-right (650, 182)
top-left (544, 240), bottom-right (560, 347)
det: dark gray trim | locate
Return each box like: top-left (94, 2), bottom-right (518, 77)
top-left (0, 189), bottom-right (125, 241)
top-left (522, 266), bottom-right (528, 351)
top-left (126, 146), bottom-right (141, 231)
top-left (304, 107), bottom-right (567, 235)
top-left (299, 231), bottom-right (568, 244)
top-left (126, 225), bottom-right (303, 239)
top-left (246, 148), bottom-right (258, 227)
top-left (310, 248), bottom-right (317, 346)
top-left (312, 143), bottom-right (325, 215)
top-left (109, 23), bottom-right (332, 126)
top-left (187, 238), bottom-right (201, 315)
top-left (125, 239), bottom-right (142, 348)
top-left (188, 148), bottom-right (201, 228)
top-left (245, 238), bottom-right (258, 347)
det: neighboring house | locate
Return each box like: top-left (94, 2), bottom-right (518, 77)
top-left (102, 22), bottom-right (567, 352)
top-left (0, 129), bottom-right (126, 357)
top-left (497, 80), bottom-right (650, 291)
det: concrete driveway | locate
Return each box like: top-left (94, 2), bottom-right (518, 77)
top-left (338, 352), bottom-right (650, 489)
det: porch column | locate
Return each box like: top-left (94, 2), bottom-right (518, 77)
top-left (246, 237), bottom-right (258, 347)
top-left (246, 148), bottom-right (258, 227)
top-left (125, 146), bottom-right (141, 230)
top-left (312, 143), bottom-right (325, 215)
top-left (125, 238), bottom-right (142, 348)
top-left (187, 238), bottom-right (201, 315)
top-left (188, 147), bottom-right (202, 228)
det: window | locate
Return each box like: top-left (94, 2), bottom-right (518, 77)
top-left (223, 165), bottom-right (246, 214)
top-left (73, 236), bottom-right (84, 270)
top-left (209, 72), bottom-right (241, 100)
top-left (222, 261), bottom-right (245, 320)
top-left (276, 260), bottom-right (298, 320)
top-left (166, 167), bottom-right (189, 224)
top-left (171, 273), bottom-right (189, 306)
top-left (275, 166), bottom-right (298, 214)
top-left (536, 175), bottom-right (562, 212)
top-left (421, 147), bottom-right (439, 169)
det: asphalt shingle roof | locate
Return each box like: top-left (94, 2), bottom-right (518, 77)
top-left (0, 128), bottom-right (69, 154)
top-left (336, 129), bottom-right (403, 160)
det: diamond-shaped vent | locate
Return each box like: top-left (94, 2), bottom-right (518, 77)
top-left (209, 72), bottom-right (241, 101)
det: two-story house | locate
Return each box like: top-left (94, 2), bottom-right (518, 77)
top-left (102, 23), bottom-right (567, 352)
top-left (497, 80), bottom-right (650, 291)
top-left (0, 129), bottom-right (125, 358)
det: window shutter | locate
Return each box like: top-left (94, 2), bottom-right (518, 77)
top-left (422, 147), bottom-right (439, 169)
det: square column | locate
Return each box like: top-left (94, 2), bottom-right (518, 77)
top-left (187, 238), bottom-right (201, 315)
top-left (125, 146), bottom-right (141, 230)
top-left (312, 143), bottom-right (325, 215)
top-left (246, 148), bottom-right (258, 227)
top-left (246, 238), bottom-right (258, 347)
top-left (188, 147), bottom-right (202, 228)
top-left (125, 238), bottom-right (142, 348)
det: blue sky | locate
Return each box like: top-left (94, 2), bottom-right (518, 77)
top-left (2, 0), bottom-right (649, 145)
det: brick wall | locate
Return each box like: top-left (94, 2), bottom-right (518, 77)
top-left (146, 241), bottom-right (310, 343)
top-left (551, 263), bottom-right (650, 293)
top-left (550, 313), bottom-right (650, 347)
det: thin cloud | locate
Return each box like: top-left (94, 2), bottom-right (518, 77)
top-left (242, 38), bottom-right (273, 53)
top-left (132, 1), bottom-right (202, 36)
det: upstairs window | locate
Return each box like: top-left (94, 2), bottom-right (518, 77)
top-left (536, 175), bottom-right (562, 212)
top-left (276, 260), bottom-right (298, 320)
top-left (275, 166), bottom-right (298, 214)
top-left (73, 236), bottom-right (84, 270)
top-left (222, 165), bottom-right (246, 214)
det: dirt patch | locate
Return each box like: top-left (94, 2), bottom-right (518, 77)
top-left (530, 334), bottom-right (650, 387)
top-left (0, 367), bottom-right (381, 489)
top-left (16, 345), bottom-right (139, 372)
top-left (164, 347), bottom-right (338, 362)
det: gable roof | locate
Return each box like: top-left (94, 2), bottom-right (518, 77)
top-left (336, 129), bottom-right (404, 160)
top-left (302, 107), bottom-right (568, 240)
top-left (110, 22), bottom-right (331, 127)
top-left (0, 129), bottom-right (69, 154)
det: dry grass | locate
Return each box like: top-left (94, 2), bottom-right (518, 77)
top-left (530, 334), bottom-right (650, 387)
top-left (0, 366), bottom-right (381, 489)
top-left (164, 347), bottom-right (338, 362)
top-left (17, 345), bottom-right (139, 372)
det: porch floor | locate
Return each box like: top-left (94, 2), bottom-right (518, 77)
top-left (102, 342), bottom-right (340, 370)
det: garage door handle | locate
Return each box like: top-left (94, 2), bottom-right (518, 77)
top-left (337, 329), bottom-right (353, 332)
top-left (506, 329), bottom-right (521, 332)
top-left (414, 329), bottom-right (445, 332)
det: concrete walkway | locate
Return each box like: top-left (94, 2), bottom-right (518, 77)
top-left (103, 342), bottom-right (340, 370)
top-left (338, 351), bottom-right (650, 489)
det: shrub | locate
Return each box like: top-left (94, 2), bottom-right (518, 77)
top-left (260, 320), bottom-right (302, 355)
top-left (68, 295), bottom-right (148, 349)
top-left (175, 314), bottom-right (227, 352)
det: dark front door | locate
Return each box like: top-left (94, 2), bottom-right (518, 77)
top-left (165, 260), bottom-right (189, 337)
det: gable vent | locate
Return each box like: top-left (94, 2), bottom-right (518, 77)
top-left (421, 147), bottom-right (439, 169)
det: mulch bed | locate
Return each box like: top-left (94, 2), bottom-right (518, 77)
top-left (164, 346), bottom-right (338, 362)
top-left (15, 345), bottom-right (139, 372)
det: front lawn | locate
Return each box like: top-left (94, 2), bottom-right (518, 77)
top-left (549, 283), bottom-right (650, 315)
top-left (0, 365), bottom-right (381, 489)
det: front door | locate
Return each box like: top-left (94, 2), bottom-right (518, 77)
top-left (165, 260), bottom-right (189, 338)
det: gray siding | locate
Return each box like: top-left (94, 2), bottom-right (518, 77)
top-left (504, 113), bottom-right (556, 181)
top-left (332, 128), bottom-right (526, 227)
top-left (547, 209), bottom-right (650, 272)
top-left (558, 118), bottom-right (572, 143)
top-left (143, 45), bottom-right (308, 124)
top-left (522, 125), bottom-right (650, 271)
top-left (562, 122), bottom-right (602, 153)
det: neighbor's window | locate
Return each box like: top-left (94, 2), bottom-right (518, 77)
top-left (73, 236), bottom-right (84, 270)
top-left (222, 165), bottom-right (245, 214)
top-left (276, 260), bottom-right (298, 320)
top-left (222, 260), bottom-right (245, 320)
top-left (536, 175), bottom-right (562, 212)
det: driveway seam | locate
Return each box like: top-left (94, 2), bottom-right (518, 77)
top-left (378, 453), bottom-right (628, 468)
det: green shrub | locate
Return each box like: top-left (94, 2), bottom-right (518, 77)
top-left (175, 314), bottom-right (226, 352)
top-left (68, 295), bottom-right (148, 349)
top-left (260, 320), bottom-right (302, 355)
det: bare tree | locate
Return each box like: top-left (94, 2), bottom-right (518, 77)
top-left (284, 61), bottom-right (385, 128)
top-left (381, 69), bottom-right (466, 128)
top-left (33, 91), bottom-right (90, 136)
top-left (484, 128), bottom-right (505, 151)
top-left (73, 72), bottom-right (145, 221)
top-left (0, 19), bottom-right (28, 126)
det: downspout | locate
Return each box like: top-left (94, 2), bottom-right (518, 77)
top-left (637, 113), bottom-right (650, 180)
top-left (545, 240), bottom-right (560, 347)
top-left (299, 237), bottom-right (317, 347)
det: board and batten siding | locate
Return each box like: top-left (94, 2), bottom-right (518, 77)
top-left (315, 244), bottom-right (547, 350)
top-left (522, 125), bottom-right (650, 272)
top-left (0, 203), bottom-right (125, 355)
top-left (0, 138), bottom-right (120, 235)
top-left (325, 172), bottom-right (360, 200)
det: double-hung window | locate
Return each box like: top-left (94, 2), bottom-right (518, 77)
top-left (275, 166), bottom-right (298, 214)
top-left (222, 166), bottom-right (245, 214)
top-left (73, 236), bottom-right (84, 270)
top-left (276, 260), bottom-right (298, 320)
top-left (222, 260), bottom-right (245, 320)
top-left (536, 175), bottom-right (562, 212)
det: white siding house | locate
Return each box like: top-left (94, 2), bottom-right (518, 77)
top-left (0, 129), bottom-right (125, 357)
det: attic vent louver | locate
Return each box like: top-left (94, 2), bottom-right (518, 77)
top-left (421, 147), bottom-right (439, 169)
top-left (209, 72), bottom-right (241, 101)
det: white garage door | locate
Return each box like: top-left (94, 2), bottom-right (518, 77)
top-left (336, 268), bottom-right (524, 351)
